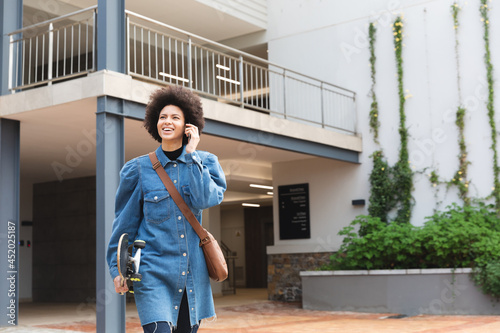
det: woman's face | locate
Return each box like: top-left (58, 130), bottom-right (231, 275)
top-left (157, 105), bottom-right (186, 144)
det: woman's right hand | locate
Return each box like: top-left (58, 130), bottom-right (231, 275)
top-left (114, 275), bottom-right (129, 294)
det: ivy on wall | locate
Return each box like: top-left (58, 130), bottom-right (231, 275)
top-left (480, 0), bottom-right (500, 213)
top-left (392, 16), bottom-right (413, 223)
top-left (367, 17), bottom-right (413, 224)
top-left (368, 151), bottom-right (393, 224)
top-left (451, 2), bottom-right (470, 205)
top-left (366, 4), bottom-right (500, 224)
top-left (367, 23), bottom-right (394, 225)
top-left (368, 22), bottom-right (380, 142)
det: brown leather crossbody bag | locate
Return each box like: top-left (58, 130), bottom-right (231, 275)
top-left (149, 152), bottom-right (228, 282)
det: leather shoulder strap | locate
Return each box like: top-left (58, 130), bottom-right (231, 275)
top-left (148, 152), bottom-right (209, 241)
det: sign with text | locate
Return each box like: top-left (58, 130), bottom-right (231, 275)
top-left (278, 183), bottom-right (310, 240)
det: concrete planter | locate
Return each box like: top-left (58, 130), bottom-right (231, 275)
top-left (300, 268), bottom-right (500, 315)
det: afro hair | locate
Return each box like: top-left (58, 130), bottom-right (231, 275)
top-left (144, 86), bottom-right (205, 144)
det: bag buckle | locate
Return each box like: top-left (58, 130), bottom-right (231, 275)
top-left (152, 160), bottom-right (161, 170)
top-left (200, 236), bottom-right (210, 245)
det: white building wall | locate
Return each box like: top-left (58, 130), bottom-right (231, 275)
top-left (268, 157), bottom-right (368, 254)
top-left (220, 207), bottom-right (246, 287)
top-left (267, 0), bottom-right (500, 238)
top-left (196, 0), bottom-right (267, 28)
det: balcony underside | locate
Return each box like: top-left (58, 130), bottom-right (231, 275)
top-left (0, 70), bottom-right (361, 184)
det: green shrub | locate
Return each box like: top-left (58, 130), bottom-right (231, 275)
top-left (322, 215), bottom-right (420, 270)
top-left (472, 261), bottom-right (500, 299)
top-left (420, 203), bottom-right (500, 268)
top-left (320, 203), bottom-right (500, 298)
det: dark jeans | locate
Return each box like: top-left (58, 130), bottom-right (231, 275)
top-left (143, 290), bottom-right (199, 333)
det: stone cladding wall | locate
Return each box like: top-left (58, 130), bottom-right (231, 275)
top-left (267, 252), bottom-right (332, 302)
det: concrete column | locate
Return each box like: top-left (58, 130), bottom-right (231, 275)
top-left (0, 0), bottom-right (22, 95)
top-left (96, 96), bottom-right (125, 332)
top-left (0, 119), bottom-right (20, 326)
top-left (97, 0), bottom-right (126, 73)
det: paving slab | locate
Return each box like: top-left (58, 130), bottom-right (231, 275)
top-left (2, 290), bottom-right (500, 332)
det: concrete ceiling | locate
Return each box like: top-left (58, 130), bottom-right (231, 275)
top-left (23, 0), bottom-right (266, 43)
top-left (14, 98), bottom-right (312, 206)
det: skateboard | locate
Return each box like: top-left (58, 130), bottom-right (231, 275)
top-left (117, 233), bottom-right (146, 294)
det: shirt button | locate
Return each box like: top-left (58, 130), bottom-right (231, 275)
top-left (182, 271), bottom-right (186, 275)
top-left (183, 253), bottom-right (187, 256)
top-left (174, 179), bottom-right (177, 184)
top-left (191, 308), bottom-right (194, 311)
top-left (154, 196), bottom-right (158, 200)
top-left (180, 234), bottom-right (185, 238)
top-left (179, 289), bottom-right (183, 293)
top-left (173, 164), bottom-right (177, 167)
top-left (189, 289), bottom-right (193, 293)
top-left (175, 306), bottom-right (178, 310)
top-left (178, 216), bottom-right (182, 220)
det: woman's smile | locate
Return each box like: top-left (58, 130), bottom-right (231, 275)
top-left (157, 105), bottom-right (185, 149)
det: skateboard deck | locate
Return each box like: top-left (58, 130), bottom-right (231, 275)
top-left (117, 233), bottom-right (146, 294)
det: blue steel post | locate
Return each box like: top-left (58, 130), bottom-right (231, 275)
top-left (97, 0), bottom-right (126, 72)
top-left (96, 96), bottom-right (125, 332)
top-left (0, 119), bottom-right (20, 327)
top-left (96, 0), bottom-right (126, 330)
top-left (0, 0), bottom-right (22, 95)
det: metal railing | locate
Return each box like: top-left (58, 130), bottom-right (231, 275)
top-left (220, 242), bottom-right (237, 295)
top-left (126, 11), bottom-right (356, 133)
top-left (8, 6), bottom-right (96, 91)
top-left (7, 7), bottom-right (356, 134)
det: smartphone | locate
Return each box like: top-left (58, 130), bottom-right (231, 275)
top-left (186, 123), bottom-right (191, 140)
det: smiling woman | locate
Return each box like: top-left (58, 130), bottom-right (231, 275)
top-left (107, 86), bottom-right (227, 333)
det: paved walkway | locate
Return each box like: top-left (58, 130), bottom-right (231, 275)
top-left (2, 290), bottom-right (500, 332)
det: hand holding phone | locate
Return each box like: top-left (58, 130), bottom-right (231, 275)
top-left (185, 123), bottom-right (200, 153)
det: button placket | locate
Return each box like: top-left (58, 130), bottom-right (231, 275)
top-left (176, 203), bottom-right (189, 311)
top-left (185, 263), bottom-right (197, 322)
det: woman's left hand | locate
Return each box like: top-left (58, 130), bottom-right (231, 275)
top-left (185, 124), bottom-right (200, 154)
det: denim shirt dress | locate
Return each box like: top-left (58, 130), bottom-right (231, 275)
top-left (106, 145), bottom-right (226, 327)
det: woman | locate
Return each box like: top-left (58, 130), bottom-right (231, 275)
top-left (107, 86), bottom-right (226, 333)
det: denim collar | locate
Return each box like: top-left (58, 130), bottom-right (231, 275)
top-left (154, 145), bottom-right (188, 167)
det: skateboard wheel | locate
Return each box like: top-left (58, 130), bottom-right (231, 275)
top-left (134, 240), bottom-right (146, 249)
top-left (130, 273), bottom-right (142, 281)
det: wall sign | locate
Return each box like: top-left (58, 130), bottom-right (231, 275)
top-left (278, 183), bottom-right (310, 240)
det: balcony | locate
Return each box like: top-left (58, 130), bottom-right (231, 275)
top-left (8, 6), bottom-right (356, 134)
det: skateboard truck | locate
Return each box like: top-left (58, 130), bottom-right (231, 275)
top-left (117, 233), bottom-right (146, 294)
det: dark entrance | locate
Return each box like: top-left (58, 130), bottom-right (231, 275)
top-left (244, 206), bottom-right (274, 288)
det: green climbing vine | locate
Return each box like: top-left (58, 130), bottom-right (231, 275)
top-left (367, 22), bottom-right (391, 224)
top-left (366, 18), bottom-right (413, 224)
top-left (428, 3), bottom-right (471, 206)
top-left (451, 2), bottom-right (470, 205)
top-left (392, 16), bottom-right (413, 223)
top-left (480, 0), bottom-right (500, 213)
top-left (368, 151), bottom-right (393, 224)
top-left (368, 22), bottom-right (380, 142)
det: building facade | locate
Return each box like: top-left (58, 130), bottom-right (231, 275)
top-left (0, 0), bottom-right (361, 329)
top-left (3, 0), bottom-right (496, 330)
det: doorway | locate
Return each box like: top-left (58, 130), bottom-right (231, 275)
top-left (244, 206), bottom-right (274, 288)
